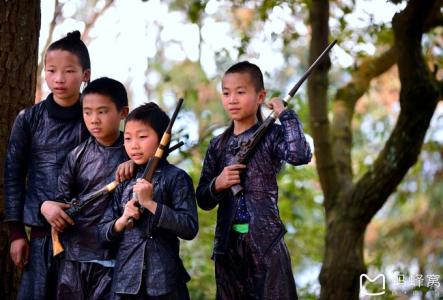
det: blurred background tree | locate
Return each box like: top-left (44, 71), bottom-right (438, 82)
top-left (0, 1), bottom-right (41, 298)
top-left (1, 0), bottom-right (442, 299)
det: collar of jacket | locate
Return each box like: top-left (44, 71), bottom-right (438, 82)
top-left (92, 131), bottom-right (124, 148)
top-left (44, 93), bottom-right (82, 121)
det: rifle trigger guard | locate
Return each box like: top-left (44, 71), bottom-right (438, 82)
top-left (67, 197), bottom-right (80, 206)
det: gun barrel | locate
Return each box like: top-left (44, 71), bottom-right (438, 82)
top-left (283, 39), bottom-right (337, 104)
top-left (166, 98), bottom-right (183, 133)
top-left (230, 41), bottom-right (337, 196)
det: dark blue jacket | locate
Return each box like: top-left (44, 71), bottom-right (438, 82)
top-left (56, 135), bottom-right (127, 261)
top-left (4, 94), bottom-right (89, 228)
top-left (99, 161), bottom-right (198, 296)
top-left (196, 109), bottom-right (312, 257)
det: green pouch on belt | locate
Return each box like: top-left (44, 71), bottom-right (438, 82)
top-left (233, 223), bottom-right (249, 233)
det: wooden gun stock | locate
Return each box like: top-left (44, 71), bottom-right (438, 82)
top-left (51, 180), bottom-right (119, 256)
top-left (52, 228), bottom-right (64, 256)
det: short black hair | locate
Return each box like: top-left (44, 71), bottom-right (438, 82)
top-left (224, 61), bottom-right (264, 92)
top-left (219, 61), bottom-right (264, 148)
top-left (46, 30), bottom-right (91, 70)
top-left (125, 102), bottom-right (170, 140)
top-left (81, 77), bottom-right (128, 111)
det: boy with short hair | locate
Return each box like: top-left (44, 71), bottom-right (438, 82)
top-left (4, 30), bottom-right (91, 300)
top-left (41, 77), bottom-right (129, 299)
top-left (196, 61), bottom-right (312, 299)
top-left (99, 102), bottom-right (198, 299)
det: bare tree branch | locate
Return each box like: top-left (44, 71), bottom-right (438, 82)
top-left (82, 0), bottom-right (115, 43)
top-left (331, 0), bottom-right (442, 186)
top-left (35, 0), bottom-right (61, 102)
top-left (169, 122), bottom-right (225, 165)
top-left (438, 79), bottom-right (443, 100)
top-left (331, 47), bottom-right (396, 183)
top-left (308, 0), bottom-right (338, 208)
top-left (351, 0), bottom-right (440, 225)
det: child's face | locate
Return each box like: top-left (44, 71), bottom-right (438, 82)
top-left (45, 50), bottom-right (90, 106)
top-left (124, 120), bottom-right (160, 165)
top-left (221, 72), bottom-right (266, 125)
top-left (82, 94), bottom-right (128, 146)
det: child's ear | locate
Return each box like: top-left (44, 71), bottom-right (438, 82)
top-left (83, 69), bottom-right (91, 83)
top-left (120, 106), bottom-right (129, 119)
top-left (258, 90), bottom-right (266, 105)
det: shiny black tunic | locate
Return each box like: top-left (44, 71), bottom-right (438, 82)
top-left (100, 161), bottom-right (198, 296)
top-left (196, 109), bottom-right (311, 299)
top-left (56, 134), bottom-right (127, 261)
top-left (197, 109), bottom-right (312, 256)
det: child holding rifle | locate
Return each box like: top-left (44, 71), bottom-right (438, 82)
top-left (40, 77), bottom-right (129, 299)
top-left (196, 61), bottom-right (312, 299)
top-left (4, 31), bottom-right (91, 300)
top-left (99, 102), bottom-right (198, 299)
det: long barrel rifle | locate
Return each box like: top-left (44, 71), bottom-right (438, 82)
top-left (126, 98), bottom-right (184, 229)
top-left (229, 40), bottom-right (337, 196)
top-left (51, 111), bottom-right (185, 255)
top-left (51, 142), bottom-right (183, 256)
top-left (51, 179), bottom-right (120, 256)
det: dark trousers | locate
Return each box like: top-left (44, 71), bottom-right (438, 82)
top-left (113, 285), bottom-right (190, 300)
top-left (57, 260), bottom-right (113, 300)
top-left (215, 230), bottom-right (298, 300)
top-left (18, 235), bottom-right (58, 300)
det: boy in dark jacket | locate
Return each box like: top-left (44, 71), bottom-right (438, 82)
top-left (99, 103), bottom-right (198, 299)
top-left (4, 31), bottom-right (91, 300)
top-left (196, 61), bottom-right (312, 299)
top-left (41, 77), bottom-right (129, 299)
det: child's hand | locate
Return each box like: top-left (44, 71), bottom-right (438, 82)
top-left (133, 179), bottom-right (157, 213)
top-left (267, 97), bottom-right (286, 117)
top-left (10, 238), bottom-right (29, 270)
top-left (114, 199), bottom-right (141, 233)
top-left (41, 200), bottom-right (75, 232)
top-left (214, 164), bottom-right (246, 193)
top-left (115, 160), bottom-right (135, 183)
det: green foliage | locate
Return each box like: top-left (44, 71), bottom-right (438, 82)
top-left (181, 208), bottom-right (217, 300)
top-left (278, 165), bottom-right (324, 266)
top-left (161, 0), bottom-right (208, 24)
top-left (365, 137), bottom-right (443, 297)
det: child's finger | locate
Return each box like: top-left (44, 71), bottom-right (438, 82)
top-left (127, 199), bottom-right (141, 208)
top-left (131, 210), bottom-right (141, 220)
top-left (228, 164), bottom-right (246, 170)
top-left (128, 163), bottom-right (134, 177)
top-left (123, 166), bottom-right (131, 179)
top-left (60, 211), bottom-right (75, 225)
top-left (127, 199), bottom-right (136, 205)
top-left (137, 178), bottom-right (151, 186)
top-left (60, 203), bottom-right (71, 209)
top-left (53, 220), bottom-right (65, 232)
top-left (115, 165), bottom-right (124, 181)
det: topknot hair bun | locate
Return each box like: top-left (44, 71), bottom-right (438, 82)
top-left (66, 30), bottom-right (81, 41)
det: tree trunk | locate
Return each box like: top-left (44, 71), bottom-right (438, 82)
top-left (308, 0), bottom-right (441, 299)
top-left (307, 0), bottom-right (337, 204)
top-left (0, 1), bottom-right (41, 299)
top-left (319, 213), bottom-right (366, 299)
